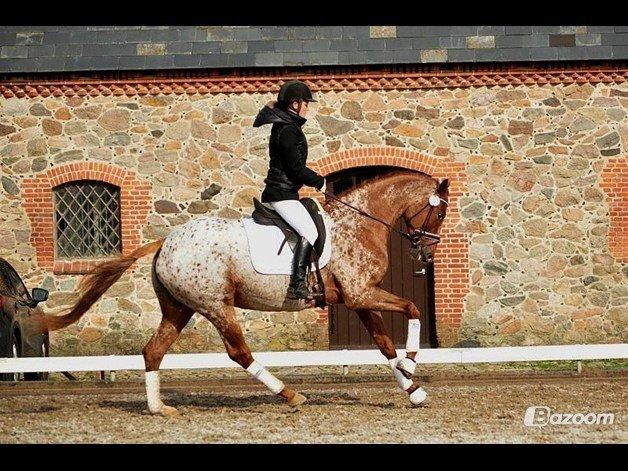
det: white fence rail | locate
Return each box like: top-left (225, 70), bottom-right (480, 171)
top-left (0, 343), bottom-right (626, 374)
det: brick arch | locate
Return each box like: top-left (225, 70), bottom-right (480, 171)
top-left (305, 146), bottom-right (469, 346)
top-left (311, 147), bottom-right (441, 176)
top-left (600, 155), bottom-right (628, 262)
top-left (22, 162), bottom-right (152, 274)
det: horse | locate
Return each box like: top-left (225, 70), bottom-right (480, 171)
top-left (29, 169), bottom-right (449, 416)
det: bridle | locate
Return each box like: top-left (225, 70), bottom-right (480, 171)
top-left (404, 194), bottom-right (449, 261)
top-left (322, 190), bottom-right (448, 263)
top-left (403, 194), bottom-right (448, 263)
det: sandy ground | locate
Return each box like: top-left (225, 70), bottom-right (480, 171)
top-left (0, 373), bottom-right (625, 444)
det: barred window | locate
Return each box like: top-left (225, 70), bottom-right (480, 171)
top-left (53, 181), bottom-right (121, 259)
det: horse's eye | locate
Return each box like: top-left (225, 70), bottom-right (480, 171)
top-left (437, 213), bottom-right (444, 220)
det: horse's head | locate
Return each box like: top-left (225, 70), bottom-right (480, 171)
top-left (402, 178), bottom-right (449, 265)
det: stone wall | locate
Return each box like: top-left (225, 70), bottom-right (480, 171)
top-left (1, 72), bottom-right (627, 354)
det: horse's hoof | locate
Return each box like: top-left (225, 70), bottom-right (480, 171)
top-left (287, 392), bottom-right (308, 407)
top-left (408, 387), bottom-right (428, 407)
top-left (153, 405), bottom-right (180, 417)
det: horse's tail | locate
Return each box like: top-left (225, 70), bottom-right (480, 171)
top-left (27, 239), bottom-right (164, 334)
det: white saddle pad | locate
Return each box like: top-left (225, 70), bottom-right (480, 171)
top-left (242, 202), bottom-right (333, 275)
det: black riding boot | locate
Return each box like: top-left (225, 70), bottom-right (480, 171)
top-left (287, 236), bottom-right (313, 300)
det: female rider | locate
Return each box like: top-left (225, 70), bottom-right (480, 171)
top-left (253, 80), bottom-right (326, 300)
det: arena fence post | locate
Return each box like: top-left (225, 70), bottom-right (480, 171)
top-left (342, 349), bottom-right (349, 376)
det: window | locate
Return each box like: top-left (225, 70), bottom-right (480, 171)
top-left (53, 181), bottom-right (121, 259)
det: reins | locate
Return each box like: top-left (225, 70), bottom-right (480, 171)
top-left (322, 190), bottom-right (408, 237)
top-left (322, 190), bottom-right (446, 246)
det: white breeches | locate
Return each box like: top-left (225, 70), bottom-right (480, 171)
top-left (264, 200), bottom-right (319, 245)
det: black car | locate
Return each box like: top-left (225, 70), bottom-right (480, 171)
top-left (0, 257), bottom-right (50, 381)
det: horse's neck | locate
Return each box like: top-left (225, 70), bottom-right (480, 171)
top-left (334, 175), bottom-right (420, 227)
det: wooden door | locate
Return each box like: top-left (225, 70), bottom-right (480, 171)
top-left (326, 166), bottom-right (437, 349)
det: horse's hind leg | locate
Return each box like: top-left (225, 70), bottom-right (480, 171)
top-left (202, 305), bottom-right (307, 406)
top-left (142, 263), bottom-right (194, 416)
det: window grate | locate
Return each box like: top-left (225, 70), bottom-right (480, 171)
top-left (53, 181), bottom-right (121, 259)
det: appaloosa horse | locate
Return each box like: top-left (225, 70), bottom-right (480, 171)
top-left (30, 169), bottom-right (449, 415)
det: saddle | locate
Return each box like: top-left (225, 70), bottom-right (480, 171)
top-left (251, 197), bottom-right (327, 308)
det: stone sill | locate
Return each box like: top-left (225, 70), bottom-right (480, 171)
top-left (53, 257), bottom-right (118, 275)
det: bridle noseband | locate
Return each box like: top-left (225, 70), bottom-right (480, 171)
top-left (322, 190), bottom-right (448, 263)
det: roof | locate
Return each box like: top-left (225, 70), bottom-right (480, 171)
top-left (0, 26), bottom-right (626, 74)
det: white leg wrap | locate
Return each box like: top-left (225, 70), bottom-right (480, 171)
top-left (246, 361), bottom-right (285, 395)
top-left (145, 371), bottom-right (164, 413)
top-left (409, 387), bottom-right (428, 405)
top-left (389, 358), bottom-right (413, 391)
top-left (406, 319), bottom-right (421, 352)
top-left (397, 357), bottom-right (417, 377)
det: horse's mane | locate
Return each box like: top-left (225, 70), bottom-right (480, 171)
top-left (332, 168), bottom-right (435, 199)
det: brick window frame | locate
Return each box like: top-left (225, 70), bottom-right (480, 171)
top-left (22, 162), bottom-right (151, 274)
top-left (302, 147), bottom-right (468, 345)
top-left (600, 155), bottom-right (628, 262)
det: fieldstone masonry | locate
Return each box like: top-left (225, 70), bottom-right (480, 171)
top-left (1, 72), bottom-right (627, 354)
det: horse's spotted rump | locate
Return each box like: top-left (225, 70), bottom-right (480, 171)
top-left (155, 216), bottom-right (318, 322)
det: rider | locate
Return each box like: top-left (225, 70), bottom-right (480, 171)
top-left (253, 80), bottom-right (326, 300)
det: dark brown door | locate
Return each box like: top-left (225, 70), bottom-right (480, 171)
top-left (326, 166), bottom-right (437, 349)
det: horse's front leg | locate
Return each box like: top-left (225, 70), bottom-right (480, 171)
top-left (355, 308), bottom-right (427, 406)
top-left (348, 286), bottom-right (423, 381)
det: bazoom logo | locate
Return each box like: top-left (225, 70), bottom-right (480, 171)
top-left (524, 406), bottom-right (615, 427)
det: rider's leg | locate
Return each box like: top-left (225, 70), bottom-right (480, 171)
top-left (268, 200), bottom-right (318, 245)
top-left (268, 200), bottom-right (319, 299)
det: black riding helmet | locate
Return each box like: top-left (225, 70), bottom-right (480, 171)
top-left (277, 80), bottom-right (316, 107)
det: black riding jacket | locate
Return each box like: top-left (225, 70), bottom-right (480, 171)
top-left (253, 104), bottom-right (325, 202)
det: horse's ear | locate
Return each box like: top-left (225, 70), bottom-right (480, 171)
top-left (438, 178), bottom-right (449, 193)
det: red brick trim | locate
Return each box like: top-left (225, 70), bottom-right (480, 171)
top-left (305, 147), bottom-right (468, 344)
top-left (600, 155), bottom-right (628, 262)
top-left (21, 162), bottom-right (152, 274)
top-left (316, 310), bottom-right (328, 325)
top-left (1, 66), bottom-right (626, 98)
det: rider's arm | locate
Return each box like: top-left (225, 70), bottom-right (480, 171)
top-left (277, 126), bottom-right (325, 190)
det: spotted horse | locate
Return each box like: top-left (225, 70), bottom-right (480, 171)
top-left (29, 170), bottom-right (449, 415)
